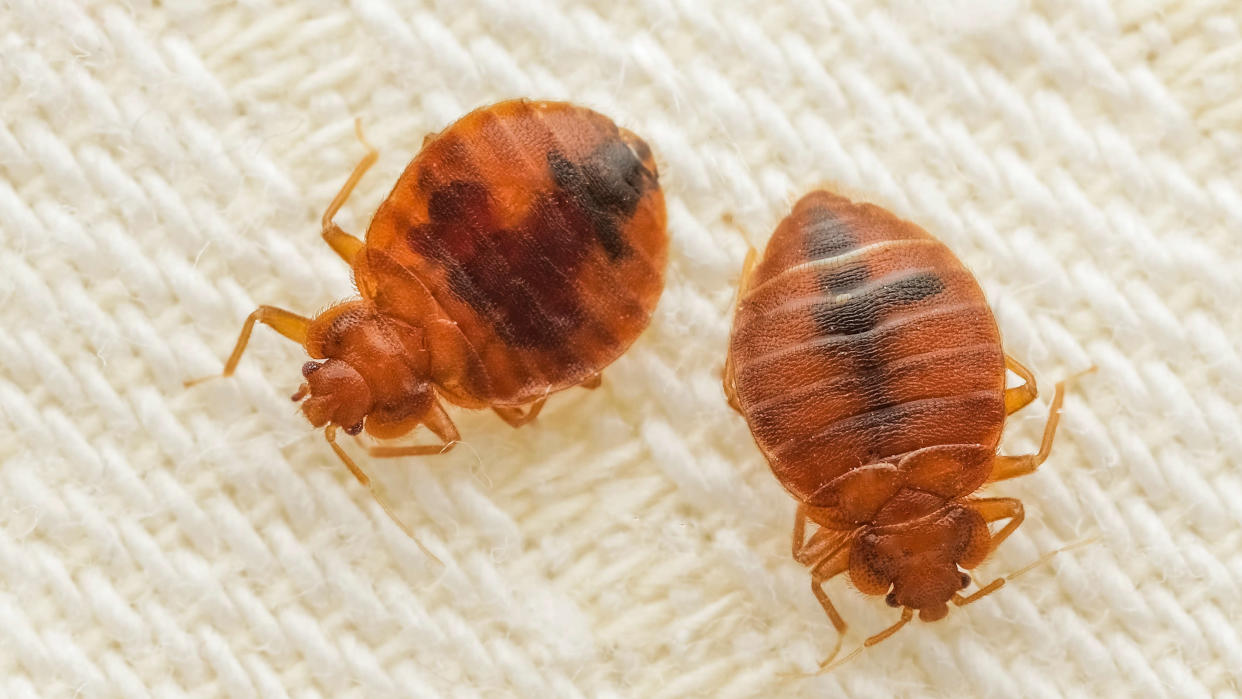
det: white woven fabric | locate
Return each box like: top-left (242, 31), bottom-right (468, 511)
top-left (3, 1), bottom-right (1240, 696)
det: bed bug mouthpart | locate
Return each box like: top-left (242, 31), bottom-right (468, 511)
top-left (189, 100), bottom-right (668, 553)
top-left (723, 190), bottom-right (1091, 669)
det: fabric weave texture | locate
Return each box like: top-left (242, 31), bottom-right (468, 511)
top-left (2, 1), bottom-right (1240, 697)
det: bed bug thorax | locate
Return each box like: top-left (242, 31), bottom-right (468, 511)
top-left (190, 101), bottom-right (668, 551)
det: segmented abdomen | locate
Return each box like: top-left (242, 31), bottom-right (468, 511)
top-left (730, 191), bottom-right (1006, 506)
top-left (359, 101), bottom-right (667, 405)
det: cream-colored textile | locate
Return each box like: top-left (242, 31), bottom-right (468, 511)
top-left (2, 1), bottom-right (1240, 696)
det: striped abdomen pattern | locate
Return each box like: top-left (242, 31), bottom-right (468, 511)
top-left (730, 191), bottom-right (1007, 505)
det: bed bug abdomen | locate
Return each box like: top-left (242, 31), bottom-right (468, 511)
top-left (360, 100), bottom-right (667, 407)
top-left (730, 191), bottom-right (1006, 504)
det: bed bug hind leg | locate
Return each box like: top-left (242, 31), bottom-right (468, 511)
top-left (321, 118), bottom-right (378, 264)
top-left (185, 306), bottom-right (311, 387)
top-left (580, 373), bottom-right (602, 390)
top-left (990, 366), bottom-right (1095, 482)
top-left (1003, 354), bottom-right (1039, 415)
top-left (493, 395), bottom-right (547, 428)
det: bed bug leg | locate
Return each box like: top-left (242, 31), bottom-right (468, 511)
top-left (950, 497), bottom-right (1024, 606)
top-left (324, 425), bottom-right (443, 564)
top-left (955, 499), bottom-right (1095, 608)
top-left (367, 398), bottom-right (461, 457)
top-left (792, 505), bottom-right (851, 565)
top-left (796, 508), bottom-right (853, 667)
top-left (722, 349), bottom-right (742, 414)
top-left (733, 246), bottom-right (759, 298)
top-left (1003, 354), bottom-right (1039, 415)
top-left (580, 373), bottom-right (603, 390)
top-left (722, 246), bottom-right (758, 414)
top-left (808, 556), bottom-right (850, 667)
top-left (320, 118), bottom-right (378, 264)
top-left (493, 395), bottom-right (547, 428)
top-left (989, 366), bottom-right (1095, 482)
top-left (185, 306), bottom-right (311, 387)
top-left (968, 497), bottom-right (1026, 553)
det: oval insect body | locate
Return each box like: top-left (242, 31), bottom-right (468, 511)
top-left (724, 190), bottom-right (1079, 662)
top-left (360, 101), bottom-right (666, 407)
top-left (733, 191), bottom-right (1006, 504)
top-left (196, 100), bottom-right (667, 545)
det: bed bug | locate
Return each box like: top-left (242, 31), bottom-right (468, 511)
top-left (723, 190), bottom-right (1086, 666)
top-left (191, 100), bottom-right (667, 543)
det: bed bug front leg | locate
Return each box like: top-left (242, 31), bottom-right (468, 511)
top-left (968, 497), bottom-right (1025, 554)
top-left (956, 497), bottom-right (1094, 609)
top-left (808, 551), bottom-right (851, 667)
top-left (321, 118), bottom-right (378, 264)
top-left (366, 398), bottom-right (460, 458)
top-left (949, 497), bottom-right (1024, 607)
top-left (186, 306), bottom-right (312, 386)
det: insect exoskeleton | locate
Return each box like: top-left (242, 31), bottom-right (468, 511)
top-left (192, 100), bottom-right (667, 548)
top-left (723, 189), bottom-right (1086, 667)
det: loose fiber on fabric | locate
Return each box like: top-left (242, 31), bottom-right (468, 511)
top-left (2, 1), bottom-right (1240, 697)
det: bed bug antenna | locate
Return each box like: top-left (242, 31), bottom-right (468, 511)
top-left (815, 607), bottom-right (914, 674)
top-left (324, 425), bottom-right (443, 565)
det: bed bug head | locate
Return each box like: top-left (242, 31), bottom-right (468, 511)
top-left (294, 359), bottom-right (371, 434)
top-left (880, 561), bottom-right (970, 622)
top-left (849, 501), bottom-right (991, 621)
top-left (294, 301), bottom-right (434, 439)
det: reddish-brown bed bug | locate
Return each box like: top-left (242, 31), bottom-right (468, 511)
top-left (191, 100), bottom-right (667, 546)
top-left (723, 190), bottom-right (1088, 667)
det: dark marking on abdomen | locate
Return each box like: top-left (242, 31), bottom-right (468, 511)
top-left (546, 137), bottom-right (655, 260)
top-left (801, 205), bottom-right (858, 259)
top-left (817, 264), bottom-right (869, 295)
top-left (803, 269), bottom-right (947, 449)
top-left (408, 177), bottom-right (609, 352)
top-left (811, 272), bottom-right (945, 337)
